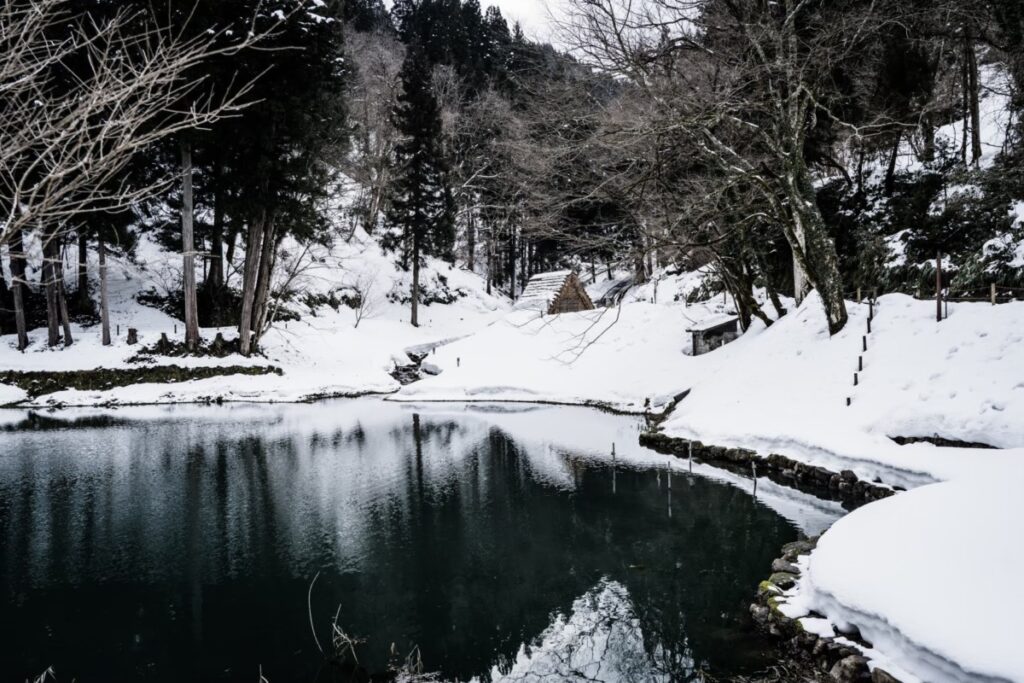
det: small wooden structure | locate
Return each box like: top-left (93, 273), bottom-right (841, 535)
top-left (687, 314), bottom-right (739, 356)
top-left (514, 270), bottom-right (595, 315)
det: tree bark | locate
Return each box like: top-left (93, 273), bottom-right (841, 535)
top-left (99, 236), bottom-right (111, 346)
top-left (411, 225), bottom-right (421, 327)
top-left (207, 166), bottom-right (225, 292)
top-left (10, 230), bottom-right (29, 350)
top-left (508, 224), bottom-right (517, 299)
top-left (238, 212), bottom-right (266, 356)
top-left (224, 221), bottom-right (240, 287)
top-left (251, 215), bottom-right (278, 344)
top-left (965, 39), bottom-right (982, 167)
top-left (466, 206), bottom-right (476, 272)
top-left (43, 239), bottom-right (61, 347)
top-left (884, 130), bottom-right (901, 197)
top-left (784, 158), bottom-right (849, 334)
top-left (56, 248), bottom-right (74, 346)
top-left (181, 140), bottom-right (200, 351)
top-left (77, 230), bottom-right (89, 311)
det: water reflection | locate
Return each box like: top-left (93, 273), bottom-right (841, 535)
top-left (0, 401), bottom-right (839, 682)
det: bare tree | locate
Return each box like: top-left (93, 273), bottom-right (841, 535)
top-left (345, 30), bottom-right (404, 234)
top-left (555, 0), bottom-right (910, 334)
top-left (0, 0), bottom-right (276, 245)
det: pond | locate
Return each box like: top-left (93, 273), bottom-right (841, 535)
top-left (0, 400), bottom-right (843, 682)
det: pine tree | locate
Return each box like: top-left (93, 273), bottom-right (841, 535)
top-left (387, 44), bottom-right (456, 327)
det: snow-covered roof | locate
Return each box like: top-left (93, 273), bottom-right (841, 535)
top-left (687, 314), bottom-right (738, 333)
top-left (514, 270), bottom-right (575, 311)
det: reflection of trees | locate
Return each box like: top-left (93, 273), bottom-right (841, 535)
top-left (0, 410), bottom-right (797, 682)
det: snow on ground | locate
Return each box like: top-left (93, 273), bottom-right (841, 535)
top-left (392, 295), bottom-right (735, 413)
top-left (658, 293), bottom-right (1024, 484)
top-left (780, 477), bottom-right (1024, 683)
top-left (0, 228), bottom-right (509, 406)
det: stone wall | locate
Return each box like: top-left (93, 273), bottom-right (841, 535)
top-left (638, 432), bottom-right (896, 506)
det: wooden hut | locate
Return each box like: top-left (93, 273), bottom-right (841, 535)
top-left (687, 314), bottom-right (740, 356)
top-left (514, 271), bottom-right (595, 315)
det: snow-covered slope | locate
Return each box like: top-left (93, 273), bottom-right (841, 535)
top-left (0, 227), bottom-right (510, 406)
top-left (393, 295), bottom-right (738, 413)
top-left (660, 292), bottom-right (1024, 483)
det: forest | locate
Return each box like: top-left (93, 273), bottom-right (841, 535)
top-left (3, 0), bottom-right (1022, 353)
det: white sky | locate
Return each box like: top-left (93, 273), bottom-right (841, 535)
top-left (382, 0), bottom-right (567, 45)
top-left (488, 0), bottom-right (562, 42)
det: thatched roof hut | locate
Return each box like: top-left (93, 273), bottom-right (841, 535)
top-left (514, 271), bottom-right (595, 315)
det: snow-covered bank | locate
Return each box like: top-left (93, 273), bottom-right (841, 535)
top-left (780, 477), bottom-right (1024, 683)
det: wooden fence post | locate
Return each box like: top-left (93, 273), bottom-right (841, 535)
top-left (992, 283), bottom-right (997, 305)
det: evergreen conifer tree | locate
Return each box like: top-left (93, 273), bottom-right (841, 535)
top-left (387, 44), bottom-right (456, 326)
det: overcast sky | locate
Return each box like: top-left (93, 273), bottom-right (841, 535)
top-left (382, 1), bottom-right (566, 44)
top-left (488, 0), bottom-right (562, 42)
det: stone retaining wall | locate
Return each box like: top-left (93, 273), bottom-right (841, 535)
top-left (750, 538), bottom-right (902, 683)
top-left (638, 429), bottom-right (904, 682)
top-left (638, 432), bottom-right (896, 506)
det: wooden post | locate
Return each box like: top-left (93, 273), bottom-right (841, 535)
top-left (863, 336), bottom-right (867, 352)
top-left (857, 287), bottom-right (862, 304)
top-left (854, 373), bottom-right (859, 386)
top-left (859, 356), bottom-right (863, 372)
top-left (992, 283), bottom-right (997, 305)
top-left (936, 251), bottom-right (943, 322)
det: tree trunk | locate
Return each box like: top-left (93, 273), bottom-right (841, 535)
top-left (56, 249), bottom-right (74, 346)
top-left (99, 236), bottom-right (111, 346)
top-left (43, 239), bottom-right (61, 347)
top-left (960, 53), bottom-right (970, 165)
top-left (411, 227), bottom-right (420, 327)
top-left (207, 167), bottom-right (225, 292)
top-left (10, 230), bottom-right (29, 350)
top-left (921, 114), bottom-right (936, 164)
top-left (884, 130), bottom-right (900, 197)
top-left (508, 225), bottom-right (517, 299)
top-left (238, 212), bottom-right (266, 357)
top-left (466, 207), bottom-right (476, 272)
top-left (785, 160), bottom-right (849, 334)
top-left (77, 230), bottom-right (89, 311)
top-left (224, 220), bottom-right (240, 288)
top-left (965, 39), bottom-right (982, 167)
top-left (251, 215), bottom-right (278, 344)
top-left (485, 228), bottom-right (493, 296)
top-left (181, 140), bottom-right (200, 351)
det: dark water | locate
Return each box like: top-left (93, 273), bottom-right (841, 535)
top-left (0, 401), bottom-right (814, 682)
